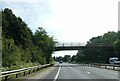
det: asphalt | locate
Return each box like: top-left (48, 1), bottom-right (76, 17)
top-left (58, 63), bottom-right (118, 79)
top-left (25, 62), bottom-right (120, 81)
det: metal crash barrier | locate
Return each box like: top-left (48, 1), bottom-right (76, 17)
top-left (0, 64), bottom-right (52, 81)
top-left (81, 63), bottom-right (120, 71)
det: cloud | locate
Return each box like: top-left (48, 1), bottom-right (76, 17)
top-left (1, 1), bottom-right (53, 32)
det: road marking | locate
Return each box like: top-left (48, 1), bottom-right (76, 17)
top-left (86, 71), bottom-right (91, 74)
top-left (53, 66), bottom-right (61, 81)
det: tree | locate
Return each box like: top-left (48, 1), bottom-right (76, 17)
top-left (63, 55), bottom-right (71, 62)
top-left (2, 8), bottom-right (55, 70)
top-left (2, 8), bottom-right (33, 49)
top-left (33, 27), bottom-right (55, 64)
top-left (2, 38), bottom-right (22, 70)
top-left (114, 40), bottom-right (120, 60)
top-left (70, 55), bottom-right (76, 62)
top-left (114, 31), bottom-right (120, 60)
top-left (76, 31), bottom-right (117, 63)
top-left (54, 56), bottom-right (63, 62)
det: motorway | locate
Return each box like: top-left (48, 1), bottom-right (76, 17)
top-left (26, 62), bottom-right (119, 81)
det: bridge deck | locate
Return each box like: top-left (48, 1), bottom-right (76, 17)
top-left (54, 45), bottom-right (113, 51)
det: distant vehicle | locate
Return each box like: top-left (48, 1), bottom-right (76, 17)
top-left (59, 61), bottom-right (63, 63)
top-left (109, 57), bottom-right (120, 64)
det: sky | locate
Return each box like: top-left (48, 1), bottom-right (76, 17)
top-left (0, 0), bottom-right (119, 57)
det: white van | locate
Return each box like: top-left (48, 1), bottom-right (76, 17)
top-left (109, 57), bottom-right (120, 64)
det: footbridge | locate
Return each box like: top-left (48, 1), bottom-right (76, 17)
top-left (54, 42), bottom-right (113, 51)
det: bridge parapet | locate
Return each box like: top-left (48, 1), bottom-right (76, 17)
top-left (54, 42), bottom-right (113, 51)
top-left (55, 42), bottom-right (86, 47)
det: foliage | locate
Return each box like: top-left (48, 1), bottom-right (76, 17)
top-left (54, 55), bottom-right (71, 62)
top-left (2, 38), bottom-right (22, 70)
top-left (114, 40), bottom-right (120, 59)
top-left (75, 31), bottom-right (118, 63)
top-left (70, 55), bottom-right (76, 63)
top-left (54, 56), bottom-right (63, 62)
top-left (2, 8), bottom-right (55, 71)
top-left (33, 27), bottom-right (56, 64)
top-left (62, 55), bottom-right (71, 62)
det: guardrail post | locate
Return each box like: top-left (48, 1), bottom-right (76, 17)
top-left (113, 66), bottom-right (115, 70)
top-left (5, 76), bottom-right (8, 80)
top-left (23, 72), bottom-right (26, 76)
top-left (37, 68), bottom-right (39, 71)
top-left (16, 74), bottom-right (19, 78)
top-left (33, 69), bottom-right (35, 72)
top-left (29, 70), bottom-right (31, 74)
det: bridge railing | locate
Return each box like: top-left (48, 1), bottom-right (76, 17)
top-left (55, 42), bottom-right (86, 47)
top-left (55, 42), bottom-right (113, 47)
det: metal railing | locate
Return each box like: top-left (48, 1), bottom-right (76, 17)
top-left (55, 42), bottom-right (86, 47)
top-left (0, 64), bottom-right (52, 80)
top-left (80, 63), bottom-right (120, 71)
top-left (55, 42), bottom-right (113, 47)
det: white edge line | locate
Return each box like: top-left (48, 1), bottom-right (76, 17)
top-left (86, 71), bottom-right (91, 74)
top-left (53, 66), bottom-right (61, 81)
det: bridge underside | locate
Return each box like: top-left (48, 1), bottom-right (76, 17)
top-left (53, 46), bottom-right (114, 51)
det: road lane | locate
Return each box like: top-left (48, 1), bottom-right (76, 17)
top-left (57, 63), bottom-right (118, 79)
top-left (25, 62), bottom-right (119, 81)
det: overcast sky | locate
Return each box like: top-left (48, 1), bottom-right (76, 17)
top-left (0, 0), bottom-right (119, 57)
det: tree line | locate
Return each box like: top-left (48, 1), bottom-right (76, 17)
top-left (75, 31), bottom-right (120, 63)
top-left (55, 31), bottom-right (120, 64)
top-left (1, 8), bottom-right (56, 71)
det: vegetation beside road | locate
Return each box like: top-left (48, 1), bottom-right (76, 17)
top-left (76, 31), bottom-right (120, 63)
top-left (1, 8), bottom-right (56, 71)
